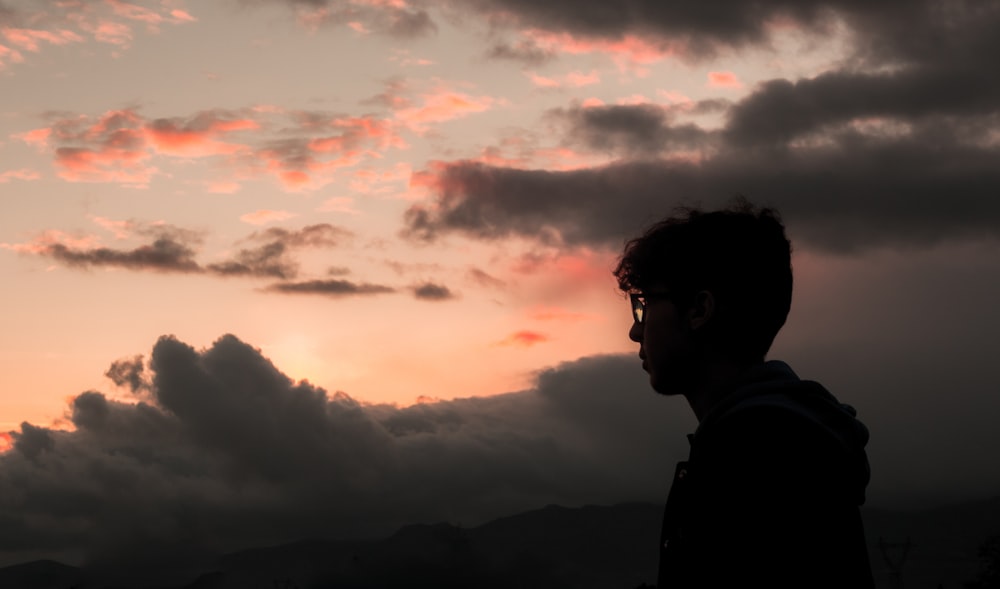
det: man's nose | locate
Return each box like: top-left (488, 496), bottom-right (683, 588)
top-left (628, 320), bottom-right (643, 343)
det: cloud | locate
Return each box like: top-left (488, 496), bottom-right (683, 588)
top-left (3, 222), bottom-right (204, 273)
top-left (145, 113), bottom-right (257, 157)
top-left (248, 223), bottom-right (354, 248)
top-left (496, 330), bottom-right (550, 347)
top-left (207, 242), bottom-right (296, 279)
top-left (546, 102), bottom-right (717, 157)
top-left (248, 114), bottom-right (405, 191)
top-left (707, 70), bottom-right (742, 89)
top-left (6, 264), bottom-right (1000, 565)
top-left (486, 37), bottom-right (556, 66)
top-left (16, 108), bottom-right (403, 191)
top-left (412, 281), bottom-right (456, 300)
top-left (505, 30), bottom-right (677, 72)
top-left (453, 0), bottom-right (981, 65)
top-left (207, 224), bottom-right (352, 280)
top-left (104, 355), bottom-right (148, 396)
top-left (7, 221), bottom-right (352, 282)
top-left (16, 109), bottom-right (258, 187)
top-left (467, 267), bottom-right (505, 289)
top-left (0, 168), bottom-right (40, 182)
top-left (270, 0), bottom-right (436, 38)
top-left (527, 69), bottom-right (600, 89)
top-left (239, 209), bottom-right (299, 226)
top-left (394, 87), bottom-right (499, 131)
top-left (0, 0), bottom-right (194, 68)
top-left (0, 334), bottom-right (686, 568)
top-left (402, 2), bottom-right (1000, 253)
top-left (264, 279), bottom-right (396, 296)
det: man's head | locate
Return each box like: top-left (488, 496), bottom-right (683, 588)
top-left (614, 198), bottom-right (792, 395)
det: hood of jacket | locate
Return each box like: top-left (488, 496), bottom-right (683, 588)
top-left (692, 360), bottom-right (872, 502)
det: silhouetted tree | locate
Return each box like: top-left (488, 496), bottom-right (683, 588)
top-left (966, 535), bottom-right (1000, 589)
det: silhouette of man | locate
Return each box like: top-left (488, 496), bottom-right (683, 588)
top-left (614, 200), bottom-right (875, 588)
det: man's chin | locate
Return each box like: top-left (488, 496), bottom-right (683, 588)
top-left (649, 373), bottom-right (687, 397)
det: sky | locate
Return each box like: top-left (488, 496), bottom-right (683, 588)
top-left (2, 0), bottom-right (1000, 569)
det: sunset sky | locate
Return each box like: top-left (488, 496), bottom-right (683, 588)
top-left (2, 0), bottom-right (1000, 569)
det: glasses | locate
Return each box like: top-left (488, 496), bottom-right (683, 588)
top-left (629, 292), bottom-right (670, 324)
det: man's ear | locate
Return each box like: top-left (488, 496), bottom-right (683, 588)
top-left (688, 290), bottom-right (715, 331)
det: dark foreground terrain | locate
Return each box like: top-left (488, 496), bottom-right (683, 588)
top-left (2, 497), bottom-right (997, 589)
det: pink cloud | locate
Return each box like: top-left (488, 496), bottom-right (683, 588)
top-left (145, 117), bottom-right (256, 157)
top-left (565, 70), bottom-right (601, 87)
top-left (249, 115), bottom-right (404, 191)
top-left (1, 230), bottom-right (102, 255)
top-left (528, 72), bottom-right (560, 89)
top-left (707, 71), bottom-right (743, 89)
top-left (496, 330), bottom-right (550, 348)
top-left (55, 146), bottom-right (156, 186)
top-left (18, 109), bottom-right (262, 186)
top-left (89, 20), bottom-right (132, 46)
top-left (239, 209), bottom-right (299, 225)
top-left (0, 1), bottom-right (194, 67)
top-left (0, 169), bottom-right (41, 183)
top-left (1, 28), bottom-right (84, 52)
top-left (15, 127), bottom-right (53, 148)
top-left (89, 216), bottom-right (135, 239)
top-left (19, 107), bottom-right (401, 192)
top-left (170, 9), bottom-right (197, 23)
top-left (616, 94), bottom-right (652, 106)
top-left (512, 250), bottom-right (612, 285)
top-left (527, 70), bottom-right (601, 89)
top-left (395, 89), bottom-right (497, 130)
top-left (657, 89), bottom-right (694, 107)
top-left (0, 43), bottom-right (25, 69)
top-left (25, 109), bottom-right (156, 185)
top-left (0, 432), bottom-right (11, 454)
top-left (521, 30), bottom-right (677, 73)
top-left (107, 0), bottom-right (195, 27)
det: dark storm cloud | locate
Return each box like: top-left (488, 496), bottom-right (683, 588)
top-left (404, 1), bottom-right (1000, 253)
top-left (0, 334), bottom-right (686, 566)
top-left (460, 0), bottom-right (998, 66)
top-left (412, 281), bottom-right (456, 300)
top-left (264, 278), bottom-right (396, 296)
top-left (404, 136), bottom-right (1000, 252)
top-left (548, 103), bottom-right (717, 157)
top-left (104, 355), bottom-right (147, 395)
top-left (724, 66), bottom-right (1000, 148)
top-left (455, 0), bottom-right (841, 59)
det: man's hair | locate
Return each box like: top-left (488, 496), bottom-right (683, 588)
top-left (614, 198), bottom-right (793, 361)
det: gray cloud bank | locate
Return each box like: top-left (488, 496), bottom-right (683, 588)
top-left (0, 334), bottom-right (687, 567)
top-left (404, 0), bottom-right (1000, 253)
top-left (5, 291), bottom-right (1000, 568)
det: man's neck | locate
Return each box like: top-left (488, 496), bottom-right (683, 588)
top-left (684, 358), bottom-right (761, 422)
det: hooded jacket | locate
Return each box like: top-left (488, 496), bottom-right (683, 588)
top-left (657, 361), bottom-right (875, 589)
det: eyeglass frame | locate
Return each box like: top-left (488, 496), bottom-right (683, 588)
top-left (629, 291), bottom-right (672, 325)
